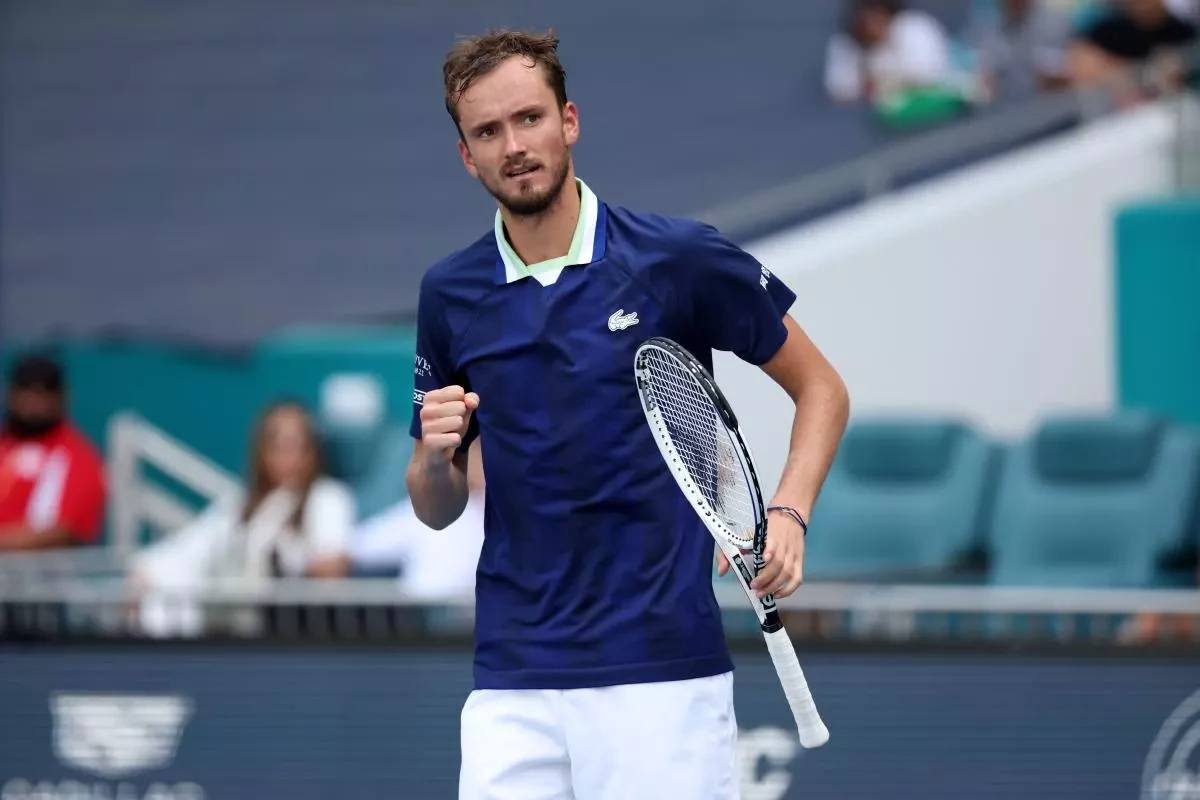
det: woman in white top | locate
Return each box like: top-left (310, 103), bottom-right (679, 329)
top-left (129, 400), bottom-right (356, 636)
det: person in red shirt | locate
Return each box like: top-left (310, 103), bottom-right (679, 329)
top-left (0, 354), bottom-right (106, 550)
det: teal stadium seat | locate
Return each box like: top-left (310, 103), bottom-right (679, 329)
top-left (804, 420), bottom-right (996, 581)
top-left (320, 421), bottom-right (414, 522)
top-left (989, 412), bottom-right (1200, 588)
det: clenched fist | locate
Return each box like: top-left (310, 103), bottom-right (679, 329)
top-left (419, 385), bottom-right (480, 463)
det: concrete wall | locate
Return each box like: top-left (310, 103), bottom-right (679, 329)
top-left (714, 102), bottom-right (1179, 486)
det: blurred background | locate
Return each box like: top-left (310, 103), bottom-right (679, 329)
top-left (1, 0), bottom-right (1199, 797)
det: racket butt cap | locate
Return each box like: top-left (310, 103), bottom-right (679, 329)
top-left (799, 725), bottom-right (830, 749)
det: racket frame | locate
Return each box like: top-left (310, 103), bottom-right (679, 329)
top-left (634, 336), bottom-right (783, 633)
top-left (634, 335), bottom-right (831, 749)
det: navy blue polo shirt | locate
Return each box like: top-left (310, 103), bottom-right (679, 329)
top-left (410, 179), bottom-right (797, 690)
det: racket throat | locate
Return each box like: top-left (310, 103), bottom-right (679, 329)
top-left (730, 550), bottom-right (782, 630)
top-left (750, 548), bottom-right (781, 617)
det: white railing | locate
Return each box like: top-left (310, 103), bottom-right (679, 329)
top-left (0, 575), bottom-right (1196, 616)
top-left (1, 573), bottom-right (1194, 644)
top-left (106, 412), bottom-right (240, 557)
top-left (0, 547), bottom-right (125, 576)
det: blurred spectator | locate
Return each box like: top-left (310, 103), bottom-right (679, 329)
top-left (1067, 0), bottom-right (1197, 103)
top-left (130, 400), bottom-right (355, 634)
top-left (347, 440), bottom-right (484, 601)
top-left (825, 0), bottom-right (956, 104)
top-left (966, 0), bottom-right (1075, 99)
top-left (0, 354), bottom-right (105, 551)
top-left (1123, 610), bottom-right (1200, 642)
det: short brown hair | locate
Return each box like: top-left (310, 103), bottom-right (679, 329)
top-left (442, 29), bottom-right (568, 130)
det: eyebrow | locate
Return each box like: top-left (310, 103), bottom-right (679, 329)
top-left (468, 104), bottom-right (546, 136)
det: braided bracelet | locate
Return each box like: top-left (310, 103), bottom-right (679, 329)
top-left (767, 505), bottom-right (808, 536)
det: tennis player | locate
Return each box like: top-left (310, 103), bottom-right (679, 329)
top-left (406, 29), bottom-right (850, 800)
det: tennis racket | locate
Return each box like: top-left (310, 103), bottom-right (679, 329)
top-left (633, 336), bottom-right (830, 749)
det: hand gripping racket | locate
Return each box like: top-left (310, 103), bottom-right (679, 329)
top-left (634, 336), bottom-right (830, 749)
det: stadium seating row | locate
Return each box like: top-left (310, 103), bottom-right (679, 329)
top-left (316, 413), bottom-right (1200, 645)
top-left (322, 408), bottom-right (1200, 590)
top-left (807, 410), bottom-right (1200, 588)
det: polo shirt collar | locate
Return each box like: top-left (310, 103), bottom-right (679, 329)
top-left (494, 178), bottom-right (607, 286)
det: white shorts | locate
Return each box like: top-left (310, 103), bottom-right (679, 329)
top-left (459, 671), bottom-right (740, 800)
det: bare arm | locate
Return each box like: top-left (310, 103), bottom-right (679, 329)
top-left (1067, 40), bottom-right (1134, 86)
top-left (406, 442), bottom-right (472, 530)
top-left (761, 315), bottom-right (850, 520)
top-left (1068, 39), bottom-right (1152, 107)
top-left (738, 315), bottom-right (849, 598)
top-left (0, 525), bottom-right (76, 551)
top-left (405, 385), bottom-right (479, 530)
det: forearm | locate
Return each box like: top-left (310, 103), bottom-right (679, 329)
top-left (769, 374), bottom-right (850, 520)
top-left (1066, 42), bottom-right (1130, 89)
top-left (406, 451), bottom-right (471, 530)
top-left (0, 525), bottom-right (76, 551)
top-left (306, 554), bottom-right (351, 579)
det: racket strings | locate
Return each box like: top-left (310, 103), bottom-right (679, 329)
top-left (640, 349), bottom-right (757, 548)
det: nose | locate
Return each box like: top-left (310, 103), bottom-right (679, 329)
top-left (502, 127), bottom-right (526, 159)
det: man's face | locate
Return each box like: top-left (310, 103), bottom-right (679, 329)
top-left (1002, 0), bottom-right (1033, 21)
top-left (5, 386), bottom-right (63, 438)
top-left (852, 8), bottom-right (892, 47)
top-left (1125, 0), bottom-right (1167, 25)
top-left (455, 56), bottom-right (579, 217)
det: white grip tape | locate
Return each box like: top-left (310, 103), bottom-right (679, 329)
top-left (764, 627), bottom-right (830, 749)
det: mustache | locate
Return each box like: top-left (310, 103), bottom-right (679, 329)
top-left (503, 159), bottom-right (541, 175)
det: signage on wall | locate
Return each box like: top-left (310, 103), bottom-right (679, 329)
top-left (2, 693), bottom-right (204, 800)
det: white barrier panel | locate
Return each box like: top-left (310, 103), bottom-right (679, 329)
top-left (107, 412), bottom-right (240, 556)
top-left (716, 102), bottom-right (1179, 487)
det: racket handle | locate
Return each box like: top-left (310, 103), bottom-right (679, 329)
top-left (763, 627), bottom-right (830, 749)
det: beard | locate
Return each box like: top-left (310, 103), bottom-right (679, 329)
top-left (4, 411), bottom-right (62, 439)
top-left (480, 151), bottom-right (572, 218)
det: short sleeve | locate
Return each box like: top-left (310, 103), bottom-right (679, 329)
top-left (824, 34), bottom-right (865, 101)
top-left (348, 499), bottom-right (419, 568)
top-left (57, 453), bottom-right (106, 543)
top-left (1029, 11), bottom-right (1074, 77)
top-left (893, 12), bottom-right (952, 85)
top-left (302, 480), bottom-right (356, 558)
top-left (29, 442), bottom-right (106, 543)
top-left (408, 272), bottom-right (478, 452)
top-left (679, 223), bottom-right (797, 365)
